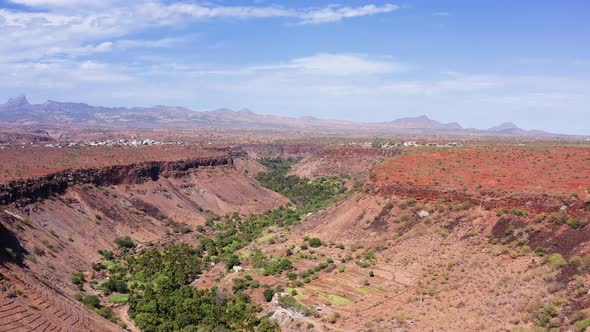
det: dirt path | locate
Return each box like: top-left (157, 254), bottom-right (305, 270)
top-left (113, 304), bottom-right (140, 332)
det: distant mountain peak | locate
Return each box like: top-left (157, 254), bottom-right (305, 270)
top-left (4, 95), bottom-right (29, 107)
top-left (488, 122), bottom-right (520, 132)
top-left (386, 114), bottom-right (463, 130)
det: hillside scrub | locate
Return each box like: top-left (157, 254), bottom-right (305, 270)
top-left (100, 242), bottom-right (278, 331)
top-left (256, 158), bottom-right (347, 211)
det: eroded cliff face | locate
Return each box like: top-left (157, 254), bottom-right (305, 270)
top-left (0, 155), bottom-right (233, 206)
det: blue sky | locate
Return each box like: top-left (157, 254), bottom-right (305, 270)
top-left (0, 0), bottom-right (589, 134)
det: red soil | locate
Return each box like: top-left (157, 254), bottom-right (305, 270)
top-left (374, 146), bottom-right (590, 198)
top-left (0, 145), bottom-right (227, 183)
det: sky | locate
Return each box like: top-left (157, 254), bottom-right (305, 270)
top-left (0, 0), bottom-right (589, 134)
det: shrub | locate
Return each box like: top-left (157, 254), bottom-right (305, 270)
top-left (100, 278), bottom-right (129, 294)
top-left (451, 201), bottom-right (471, 211)
top-left (173, 225), bottom-right (192, 234)
top-left (566, 218), bottom-right (584, 229)
top-left (546, 253), bottom-right (567, 268)
top-left (356, 261), bottom-right (370, 268)
top-left (225, 254), bottom-right (241, 271)
top-left (364, 251), bottom-right (376, 260)
top-left (534, 247), bottom-right (546, 257)
top-left (262, 257), bottom-right (293, 276)
top-left (504, 226), bottom-right (515, 236)
top-left (534, 214), bottom-right (546, 223)
top-left (114, 237), bottom-right (135, 249)
top-left (96, 306), bottom-right (114, 320)
top-left (232, 278), bottom-right (247, 293)
top-left (369, 271), bottom-right (374, 277)
top-left (92, 262), bottom-right (107, 271)
top-left (307, 238), bottom-right (322, 248)
top-left (399, 198), bottom-right (417, 208)
top-left (82, 295), bottom-right (100, 309)
top-left (549, 212), bottom-right (568, 224)
top-left (575, 318), bottom-right (590, 331)
top-left (263, 288), bottom-right (275, 302)
top-left (511, 209), bottom-right (528, 217)
top-left (98, 250), bottom-right (114, 260)
top-left (71, 272), bottom-right (85, 285)
top-left (535, 303), bottom-right (558, 326)
top-left (570, 255), bottom-right (590, 273)
top-left (258, 317), bottom-right (280, 332)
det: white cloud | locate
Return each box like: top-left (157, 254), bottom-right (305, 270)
top-left (8, 0), bottom-right (124, 8)
top-left (297, 4), bottom-right (399, 25)
top-left (133, 2), bottom-right (398, 25)
top-left (0, 2), bottom-right (399, 64)
top-left (290, 54), bottom-right (403, 75)
top-left (245, 54), bottom-right (405, 76)
top-left (116, 36), bottom-right (194, 49)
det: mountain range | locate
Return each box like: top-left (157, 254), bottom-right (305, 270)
top-left (0, 96), bottom-right (561, 136)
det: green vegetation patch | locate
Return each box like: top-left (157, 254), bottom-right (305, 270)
top-left (354, 287), bottom-right (379, 295)
top-left (257, 158), bottom-right (348, 211)
top-left (318, 292), bottom-right (352, 306)
top-left (107, 293), bottom-right (129, 304)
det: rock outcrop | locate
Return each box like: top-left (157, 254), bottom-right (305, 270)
top-left (0, 155), bottom-right (235, 206)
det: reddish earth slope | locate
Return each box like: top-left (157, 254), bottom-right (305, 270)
top-left (374, 146), bottom-right (590, 198)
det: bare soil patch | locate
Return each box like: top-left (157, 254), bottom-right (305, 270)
top-left (374, 146), bottom-right (590, 199)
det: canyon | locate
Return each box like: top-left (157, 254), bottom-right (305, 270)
top-left (0, 140), bottom-right (589, 331)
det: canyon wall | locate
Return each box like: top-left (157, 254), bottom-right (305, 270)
top-left (0, 155), bottom-right (234, 206)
